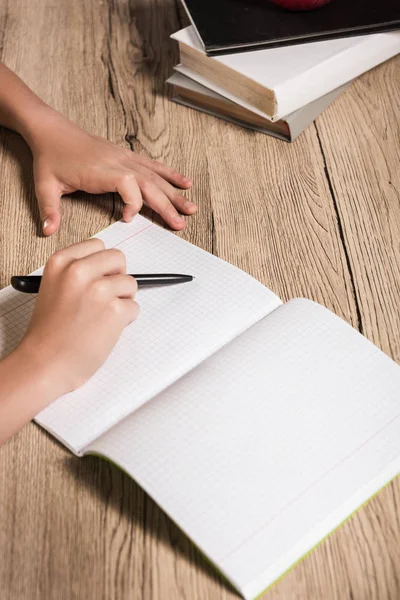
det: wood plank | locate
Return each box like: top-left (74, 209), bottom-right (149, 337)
top-left (315, 56), bottom-right (400, 361)
top-left (306, 56), bottom-right (400, 600)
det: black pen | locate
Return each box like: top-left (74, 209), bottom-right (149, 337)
top-left (11, 274), bottom-right (194, 294)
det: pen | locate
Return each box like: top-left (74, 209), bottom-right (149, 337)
top-left (11, 274), bottom-right (194, 294)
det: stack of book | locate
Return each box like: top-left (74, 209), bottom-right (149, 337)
top-left (167, 0), bottom-right (400, 141)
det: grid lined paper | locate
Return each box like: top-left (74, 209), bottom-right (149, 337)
top-left (89, 299), bottom-right (400, 600)
top-left (0, 216), bottom-right (281, 453)
top-left (0, 267), bottom-right (43, 361)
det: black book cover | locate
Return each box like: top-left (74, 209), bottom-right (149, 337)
top-left (180, 0), bottom-right (400, 55)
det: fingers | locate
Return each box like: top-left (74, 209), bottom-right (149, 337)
top-left (115, 174), bottom-right (143, 222)
top-left (92, 274), bottom-right (138, 300)
top-left (35, 180), bottom-right (62, 236)
top-left (116, 167), bottom-right (197, 229)
top-left (132, 164), bottom-right (198, 216)
top-left (44, 239), bottom-right (106, 276)
top-left (62, 238), bottom-right (106, 261)
top-left (72, 260), bottom-right (139, 326)
top-left (70, 248), bottom-right (127, 281)
top-left (35, 154), bottom-right (195, 237)
top-left (116, 298), bottom-right (140, 326)
top-left (138, 180), bottom-right (188, 230)
top-left (127, 154), bottom-right (192, 189)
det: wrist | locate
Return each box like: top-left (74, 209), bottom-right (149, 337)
top-left (0, 341), bottom-right (64, 444)
top-left (18, 104), bottom-right (62, 151)
top-left (7, 339), bottom-right (62, 409)
top-left (19, 332), bottom-right (79, 399)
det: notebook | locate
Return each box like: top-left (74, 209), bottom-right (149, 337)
top-left (172, 26), bottom-right (400, 120)
top-left (179, 0), bottom-right (400, 55)
top-left (1, 216), bottom-right (400, 600)
top-left (168, 70), bottom-right (349, 142)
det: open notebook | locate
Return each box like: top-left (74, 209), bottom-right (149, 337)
top-left (1, 216), bottom-right (399, 599)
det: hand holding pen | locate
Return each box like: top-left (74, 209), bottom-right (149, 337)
top-left (12, 239), bottom-right (193, 397)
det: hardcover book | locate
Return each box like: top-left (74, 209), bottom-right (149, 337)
top-left (179, 0), bottom-right (400, 55)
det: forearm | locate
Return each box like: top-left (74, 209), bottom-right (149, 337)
top-left (0, 342), bottom-right (58, 445)
top-left (0, 62), bottom-right (54, 147)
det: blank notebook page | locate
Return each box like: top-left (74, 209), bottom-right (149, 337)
top-left (0, 216), bottom-right (281, 453)
top-left (88, 299), bottom-right (400, 600)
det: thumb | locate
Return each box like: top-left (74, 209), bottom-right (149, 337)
top-left (35, 181), bottom-right (62, 236)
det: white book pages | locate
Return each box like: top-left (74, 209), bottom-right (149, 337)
top-left (88, 298), bottom-right (400, 599)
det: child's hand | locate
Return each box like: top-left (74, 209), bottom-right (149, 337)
top-left (21, 238), bottom-right (139, 395)
top-left (29, 111), bottom-right (196, 236)
top-left (0, 239), bottom-right (138, 443)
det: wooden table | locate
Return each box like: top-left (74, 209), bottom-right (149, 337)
top-left (0, 1), bottom-right (399, 599)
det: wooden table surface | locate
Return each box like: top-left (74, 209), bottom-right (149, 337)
top-left (0, 1), bottom-right (399, 599)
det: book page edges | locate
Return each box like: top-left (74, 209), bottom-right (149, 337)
top-left (179, 42), bottom-right (277, 118)
top-left (174, 65), bottom-right (276, 120)
top-left (172, 97), bottom-right (288, 140)
top-left (169, 94), bottom-right (290, 141)
top-left (168, 72), bottom-right (349, 141)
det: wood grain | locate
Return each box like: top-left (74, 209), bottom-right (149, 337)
top-left (0, 0), bottom-right (399, 599)
top-left (315, 56), bottom-right (400, 361)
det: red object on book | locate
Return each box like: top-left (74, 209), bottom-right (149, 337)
top-left (270, 0), bottom-right (333, 11)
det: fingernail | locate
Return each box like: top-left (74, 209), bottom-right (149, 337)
top-left (43, 219), bottom-right (50, 231)
top-left (173, 215), bottom-right (185, 222)
top-left (184, 200), bottom-right (194, 209)
top-left (183, 177), bottom-right (192, 185)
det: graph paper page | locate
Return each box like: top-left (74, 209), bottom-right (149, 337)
top-left (88, 299), bottom-right (400, 599)
top-left (0, 216), bottom-right (281, 452)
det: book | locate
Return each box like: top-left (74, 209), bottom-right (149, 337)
top-left (179, 0), bottom-right (400, 55)
top-left (168, 71), bottom-right (348, 142)
top-left (171, 26), bottom-right (400, 120)
top-left (1, 216), bottom-right (399, 600)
